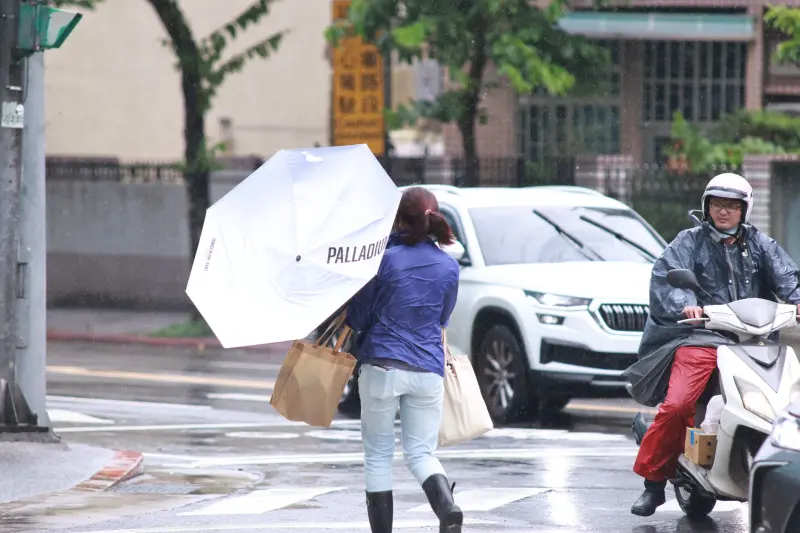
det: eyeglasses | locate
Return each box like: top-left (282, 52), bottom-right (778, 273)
top-left (709, 201), bottom-right (742, 213)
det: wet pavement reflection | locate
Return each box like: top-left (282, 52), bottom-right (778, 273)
top-left (1, 340), bottom-right (755, 533)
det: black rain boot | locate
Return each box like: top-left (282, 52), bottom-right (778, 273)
top-left (366, 491), bottom-right (393, 533)
top-left (422, 474), bottom-right (463, 533)
top-left (630, 479), bottom-right (667, 517)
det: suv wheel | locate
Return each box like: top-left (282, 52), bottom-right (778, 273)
top-left (475, 324), bottom-right (530, 424)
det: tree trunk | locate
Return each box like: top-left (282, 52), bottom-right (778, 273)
top-left (146, 0), bottom-right (209, 322)
top-left (459, 114), bottom-right (479, 187)
top-left (458, 27), bottom-right (487, 188)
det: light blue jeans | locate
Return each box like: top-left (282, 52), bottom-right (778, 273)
top-left (359, 364), bottom-right (446, 492)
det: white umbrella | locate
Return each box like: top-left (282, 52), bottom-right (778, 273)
top-left (186, 144), bottom-right (401, 348)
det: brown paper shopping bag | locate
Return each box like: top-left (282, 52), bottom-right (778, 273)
top-left (269, 314), bottom-right (357, 428)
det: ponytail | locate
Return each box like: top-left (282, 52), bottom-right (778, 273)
top-left (395, 186), bottom-right (456, 246)
top-left (428, 211), bottom-right (455, 246)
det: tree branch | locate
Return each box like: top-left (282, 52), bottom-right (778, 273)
top-left (200, 0), bottom-right (278, 65)
top-left (205, 31), bottom-right (286, 92)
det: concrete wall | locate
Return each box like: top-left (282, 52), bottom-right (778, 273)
top-left (47, 173), bottom-right (245, 310)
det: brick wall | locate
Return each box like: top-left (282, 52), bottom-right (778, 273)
top-left (442, 63), bottom-right (518, 159)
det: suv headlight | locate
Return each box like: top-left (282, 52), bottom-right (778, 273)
top-left (525, 291), bottom-right (592, 309)
top-left (734, 377), bottom-right (776, 423)
top-left (771, 415), bottom-right (800, 452)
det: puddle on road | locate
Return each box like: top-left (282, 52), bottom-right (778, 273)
top-left (0, 492), bottom-right (210, 532)
top-left (0, 466), bottom-right (262, 532)
top-left (113, 466), bottom-right (263, 495)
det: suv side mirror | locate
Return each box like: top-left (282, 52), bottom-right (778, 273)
top-left (441, 240), bottom-right (466, 262)
top-left (666, 268), bottom-right (700, 291)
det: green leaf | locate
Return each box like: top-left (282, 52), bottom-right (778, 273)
top-left (207, 31), bottom-right (286, 90)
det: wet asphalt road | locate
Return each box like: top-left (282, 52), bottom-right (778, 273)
top-left (0, 341), bottom-right (751, 533)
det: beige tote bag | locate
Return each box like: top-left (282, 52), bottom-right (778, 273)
top-left (438, 330), bottom-right (494, 447)
top-left (269, 313), bottom-right (357, 428)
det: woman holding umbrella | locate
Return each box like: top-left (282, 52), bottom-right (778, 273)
top-left (345, 187), bottom-right (463, 533)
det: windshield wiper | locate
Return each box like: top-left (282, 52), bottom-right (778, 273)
top-left (532, 209), bottom-right (604, 261)
top-left (579, 215), bottom-right (658, 263)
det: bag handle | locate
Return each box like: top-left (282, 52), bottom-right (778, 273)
top-left (332, 325), bottom-right (352, 354)
top-left (442, 328), bottom-right (454, 365)
top-left (314, 310), bottom-right (347, 347)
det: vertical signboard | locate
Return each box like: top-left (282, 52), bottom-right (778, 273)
top-left (331, 0), bottom-right (385, 156)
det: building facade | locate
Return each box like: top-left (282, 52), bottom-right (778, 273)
top-left (441, 1), bottom-right (800, 165)
top-left (44, 0), bottom-right (333, 161)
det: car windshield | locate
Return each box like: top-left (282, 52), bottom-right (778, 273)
top-left (469, 205), bottom-right (666, 266)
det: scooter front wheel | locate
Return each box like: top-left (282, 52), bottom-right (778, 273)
top-left (674, 485), bottom-right (717, 520)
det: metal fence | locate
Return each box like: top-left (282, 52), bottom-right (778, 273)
top-left (606, 165), bottom-right (740, 243)
top-left (46, 156), bottom-right (577, 189)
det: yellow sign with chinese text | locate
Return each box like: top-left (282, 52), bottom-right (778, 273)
top-left (331, 0), bottom-right (385, 156)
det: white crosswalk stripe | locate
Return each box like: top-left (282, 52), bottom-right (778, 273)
top-left (411, 487), bottom-right (550, 512)
top-left (179, 487), bottom-right (345, 516)
top-left (180, 485), bottom-right (550, 517)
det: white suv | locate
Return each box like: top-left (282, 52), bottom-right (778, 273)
top-left (330, 185), bottom-right (667, 423)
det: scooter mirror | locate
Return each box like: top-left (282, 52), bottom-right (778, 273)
top-left (666, 268), bottom-right (701, 291)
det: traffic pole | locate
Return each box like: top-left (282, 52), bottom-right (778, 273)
top-left (0, 0), bottom-right (43, 432)
top-left (17, 49), bottom-right (49, 428)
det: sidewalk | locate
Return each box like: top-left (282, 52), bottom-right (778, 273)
top-left (0, 440), bottom-right (143, 504)
top-left (46, 308), bottom-right (300, 351)
top-left (47, 308), bottom-right (223, 348)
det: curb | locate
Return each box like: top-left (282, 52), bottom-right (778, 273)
top-left (46, 330), bottom-right (288, 352)
top-left (73, 450), bottom-right (144, 492)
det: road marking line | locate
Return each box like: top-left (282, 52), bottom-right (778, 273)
top-left (179, 487), bottom-right (345, 516)
top-left (56, 419), bottom-right (358, 434)
top-left (206, 393), bottom-right (273, 402)
top-left (169, 446), bottom-right (638, 468)
top-left (47, 395), bottom-right (213, 411)
top-left (46, 365), bottom-right (275, 390)
top-left (209, 361), bottom-right (283, 371)
top-left (70, 518), bottom-right (497, 532)
top-left (411, 487), bottom-right (550, 512)
top-left (485, 428), bottom-right (628, 442)
top-left (225, 431), bottom-right (301, 439)
top-left (567, 402), bottom-right (659, 415)
top-left (46, 408), bottom-right (115, 425)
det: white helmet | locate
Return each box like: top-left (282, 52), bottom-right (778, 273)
top-left (701, 173), bottom-right (753, 224)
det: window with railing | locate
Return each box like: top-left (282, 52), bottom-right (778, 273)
top-left (519, 40), bottom-right (622, 161)
top-left (643, 41), bottom-right (746, 123)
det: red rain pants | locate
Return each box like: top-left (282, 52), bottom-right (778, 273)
top-left (633, 345), bottom-right (718, 482)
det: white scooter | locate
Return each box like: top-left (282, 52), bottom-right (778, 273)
top-left (632, 268), bottom-right (800, 519)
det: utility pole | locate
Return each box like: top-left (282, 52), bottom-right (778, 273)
top-left (0, 0), bottom-right (40, 431)
top-left (17, 49), bottom-right (49, 427)
top-left (0, 0), bottom-right (81, 433)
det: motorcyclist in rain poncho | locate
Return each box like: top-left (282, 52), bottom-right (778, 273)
top-left (625, 173), bottom-right (800, 517)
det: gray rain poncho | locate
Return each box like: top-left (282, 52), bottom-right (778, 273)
top-left (623, 220), bottom-right (800, 407)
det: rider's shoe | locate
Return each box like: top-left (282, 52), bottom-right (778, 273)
top-left (630, 480), bottom-right (666, 517)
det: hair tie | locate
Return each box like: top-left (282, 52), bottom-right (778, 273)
top-left (425, 209), bottom-right (432, 216)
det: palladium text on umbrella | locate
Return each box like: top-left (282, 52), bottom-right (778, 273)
top-left (327, 236), bottom-right (389, 264)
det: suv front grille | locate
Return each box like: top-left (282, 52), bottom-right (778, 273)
top-left (598, 304), bottom-right (649, 332)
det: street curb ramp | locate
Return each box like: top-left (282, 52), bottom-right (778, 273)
top-left (73, 449), bottom-right (144, 492)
